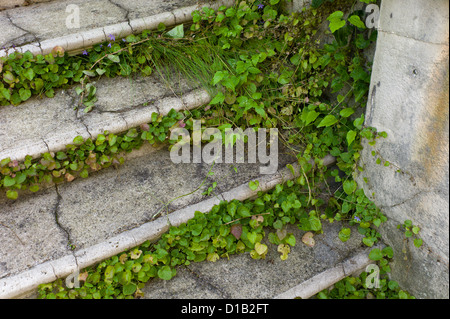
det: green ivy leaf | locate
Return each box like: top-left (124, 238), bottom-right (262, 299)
top-left (327, 11), bottom-right (346, 33)
top-left (107, 55), bottom-right (120, 63)
top-left (23, 68), bottom-right (35, 81)
top-left (413, 238), bottom-right (423, 248)
top-left (237, 205), bottom-right (251, 218)
top-left (3, 176), bottom-right (16, 187)
top-left (104, 265), bottom-right (115, 284)
top-left (382, 246), bottom-right (394, 258)
top-left (285, 234), bottom-right (296, 246)
top-left (386, 280), bottom-right (398, 291)
top-left (227, 202), bottom-right (237, 218)
top-left (373, 218), bottom-right (382, 227)
top-left (158, 266), bottom-right (175, 280)
top-left (317, 115), bottom-right (338, 128)
top-left (338, 228), bottom-right (351, 242)
top-left (6, 190), bottom-right (18, 200)
top-left (346, 130), bottom-right (357, 146)
top-left (1, 88), bottom-right (11, 100)
top-left (96, 68), bottom-right (106, 75)
top-left (82, 70), bottom-right (96, 77)
top-left (308, 215), bottom-right (322, 231)
top-left (340, 108), bottom-right (355, 118)
top-left (19, 88), bottom-right (32, 102)
top-left (363, 237), bottom-right (374, 247)
top-left (166, 24), bottom-right (184, 39)
top-left (304, 110), bottom-right (320, 126)
top-left (123, 283), bottom-right (137, 296)
top-left (117, 270), bottom-right (132, 285)
top-left (212, 71), bottom-right (226, 85)
top-left (369, 248), bottom-right (383, 261)
top-left (0, 158), bottom-right (10, 167)
top-left (343, 180), bottom-right (357, 195)
top-left (210, 92), bottom-right (225, 105)
top-left (73, 136), bottom-right (84, 145)
top-left (248, 180), bottom-right (259, 191)
top-left (247, 231), bottom-right (257, 244)
top-left (190, 224), bottom-right (203, 236)
top-left (348, 15), bottom-right (366, 29)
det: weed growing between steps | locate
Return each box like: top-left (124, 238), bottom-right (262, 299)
top-left (0, 0), bottom-right (416, 298)
top-left (36, 181), bottom-right (411, 299)
top-left (0, 109), bottom-right (186, 200)
top-left (38, 182), bottom-right (324, 299)
top-left (312, 246), bottom-right (415, 299)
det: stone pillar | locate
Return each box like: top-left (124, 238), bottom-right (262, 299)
top-left (357, 0), bottom-right (449, 298)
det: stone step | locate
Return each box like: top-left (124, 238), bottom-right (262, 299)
top-left (0, 71), bottom-right (210, 163)
top-left (0, 0), bottom-right (234, 56)
top-left (141, 223), bottom-right (379, 299)
top-left (1, 0), bottom-right (235, 164)
top-left (0, 0), bottom-right (381, 301)
top-left (0, 139), bottom-right (335, 298)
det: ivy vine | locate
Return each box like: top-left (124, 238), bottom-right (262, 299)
top-left (0, 0), bottom-right (416, 299)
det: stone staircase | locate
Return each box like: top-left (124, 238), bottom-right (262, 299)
top-left (0, 0), bottom-right (376, 299)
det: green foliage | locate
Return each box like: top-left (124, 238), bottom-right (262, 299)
top-left (315, 272), bottom-right (415, 299)
top-left (315, 246), bottom-right (415, 299)
top-left (397, 220), bottom-right (423, 248)
top-left (368, 246), bottom-right (394, 274)
top-left (37, 181), bottom-right (309, 299)
top-left (0, 109), bottom-right (183, 197)
top-left (1, 0), bottom-right (412, 299)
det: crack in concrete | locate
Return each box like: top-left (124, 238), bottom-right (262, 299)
top-left (53, 185), bottom-right (79, 269)
top-left (69, 90), bottom-right (94, 140)
top-left (80, 120), bottom-right (93, 139)
top-left (379, 190), bottom-right (434, 209)
top-left (171, 11), bottom-right (177, 25)
top-left (41, 138), bottom-right (50, 153)
top-left (5, 11), bottom-right (42, 50)
top-left (119, 113), bottom-right (129, 129)
top-left (107, 0), bottom-right (134, 33)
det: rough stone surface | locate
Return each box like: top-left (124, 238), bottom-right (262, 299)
top-left (110, 0), bottom-right (199, 21)
top-left (142, 222), bottom-right (366, 299)
top-left (0, 187), bottom-right (72, 280)
top-left (0, 0), bottom-right (210, 48)
top-left (357, 0), bottom-right (449, 298)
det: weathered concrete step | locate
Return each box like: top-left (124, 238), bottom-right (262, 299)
top-left (141, 223), bottom-right (378, 299)
top-left (0, 72), bottom-right (210, 163)
top-left (0, 0), bottom-right (234, 56)
top-left (0, 140), bottom-right (308, 298)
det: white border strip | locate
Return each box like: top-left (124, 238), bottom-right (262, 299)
top-left (0, 156), bottom-right (335, 299)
